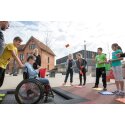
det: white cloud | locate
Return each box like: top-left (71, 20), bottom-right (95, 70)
top-left (2, 21), bottom-right (125, 59)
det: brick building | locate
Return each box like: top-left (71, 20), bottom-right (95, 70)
top-left (8, 36), bottom-right (55, 73)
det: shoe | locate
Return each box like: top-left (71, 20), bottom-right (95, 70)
top-left (117, 91), bottom-right (125, 96)
top-left (92, 86), bottom-right (98, 88)
top-left (79, 84), bottom-right (82, 86)
top-left (70, 83), bottom-right (73, 86)
top-left (83, 83), bottom-right (86, 86)
top-left (62, 83), bottom-right (66, 86)
top-left (112, 90), bottom-right (119, 95)
top-left (103, 88), bottom-right (107, 91)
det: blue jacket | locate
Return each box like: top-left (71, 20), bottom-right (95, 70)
top-left (24, 62), bottom-right (39, 79)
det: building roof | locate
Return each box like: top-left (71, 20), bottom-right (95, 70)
top-left (31, 36), bottom-right (55, 56)
top-left (18, 36), bottom-right (55, 56)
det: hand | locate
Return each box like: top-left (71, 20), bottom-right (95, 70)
top-left (20, 64), bottom-right (24, 68)
top-left (37, 65), bottom-right (41, 68)
top-left (80, 70), bottom-right (83, 75)
top-left (98, 61), bottom-right (101, 64)
top-left (108, 59), bottom-right (112, 63)
top-left (38, 66), bottom-right (43, 70)
top-left (116, 53), bottom-right (121, 57)
top-left (81, 66), bottom-right (84, 69)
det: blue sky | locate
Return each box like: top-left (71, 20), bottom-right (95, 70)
top-left (3, 21), bottom-right (125, 59)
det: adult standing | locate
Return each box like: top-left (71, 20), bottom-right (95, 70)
top-left (76, 53), bottom-right (87, 86)
top-left (33, 48), bottom-right (41, 69)
top-left (63, 54), bottom-right (76, 86)
top-left (0, 21), bottom-right (9, 56)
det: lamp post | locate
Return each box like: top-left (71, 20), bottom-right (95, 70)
top-left (84, 40), bottom-right (87, 60)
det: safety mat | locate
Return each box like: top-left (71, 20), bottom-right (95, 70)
top-left (115, 98), bottom-right (125, 103)
top-left (99, 91), bottom-right (114, 95)
top-left (93, 88), bottom-right (103, 91)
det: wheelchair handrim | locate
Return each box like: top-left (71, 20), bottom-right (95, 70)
top-left (15, 79), bottom-right (44, 104)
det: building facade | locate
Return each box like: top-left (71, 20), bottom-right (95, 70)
top-left (8, 36), bottom-right (55, 73)
top-left (56, 50), bottom-right (97, 65)
top-left (56, 50), bottom-right (97, 74)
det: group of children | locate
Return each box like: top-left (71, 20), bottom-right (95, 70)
top-left (63, 53), bottom-right (87, 86)
top-left (63, 44), bottom-right (125, 96)
top-left (0, 21), bottom-right (125, 96)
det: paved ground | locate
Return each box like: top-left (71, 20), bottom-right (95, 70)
top-left (0, 73), bottom-right (115, 90)
top-left (1, 73), bottom-right (125, 104)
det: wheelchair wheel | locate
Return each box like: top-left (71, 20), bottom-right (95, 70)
top-left (15, 79), bottom-right (44, 104)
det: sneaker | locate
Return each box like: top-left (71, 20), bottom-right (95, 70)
top-left (112, 90), bottom-right (119, 95)
top-left (92, 86), bottom-right (98, 88)
top-left (62, 83), bottom-right (66, 86)
top-left (79, 84), bottom-right (82, 86)
top-left (103, 88), bottom-right (107, 91)
top-left (83, 83), bottom-right (86, 86)
top-left (117, 91), bottom-right (125, 96)
top-left (70, 83), bottom-right (73, 86)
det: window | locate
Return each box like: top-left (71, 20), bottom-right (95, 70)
top-left (27, 53), bottom-right (31, 57)
top-left (20, 54), bottom-right (24, 61)
top-left (29, 44), bottom-right (36, 50)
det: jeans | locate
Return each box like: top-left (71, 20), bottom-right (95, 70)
top-left (36, 78), bottom-right (49, 85)
top-left (95, 67), bottom-right (107, 88)
top-left (79, 68), bottom-right (86, 85)
top-left (64, 69), bottom-right (73, 83)
top-left (0, 67), bottom-right (6, 87)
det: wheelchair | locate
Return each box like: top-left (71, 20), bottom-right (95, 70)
top-left (15, 67), bottom-right (54, 104)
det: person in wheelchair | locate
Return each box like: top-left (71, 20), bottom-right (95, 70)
top-left (24, 55), bottom-right (53, 102)
top-left (25, 55), bottom-right (49, 84)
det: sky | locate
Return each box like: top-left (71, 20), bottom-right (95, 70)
top-left (3, 20), bottom-right (125, 60)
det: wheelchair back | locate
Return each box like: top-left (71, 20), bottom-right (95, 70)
top-left (23, 66), bottom-right (29, 80)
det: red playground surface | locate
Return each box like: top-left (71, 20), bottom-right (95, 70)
top-left (60, 83), bottom-right (125, 104)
